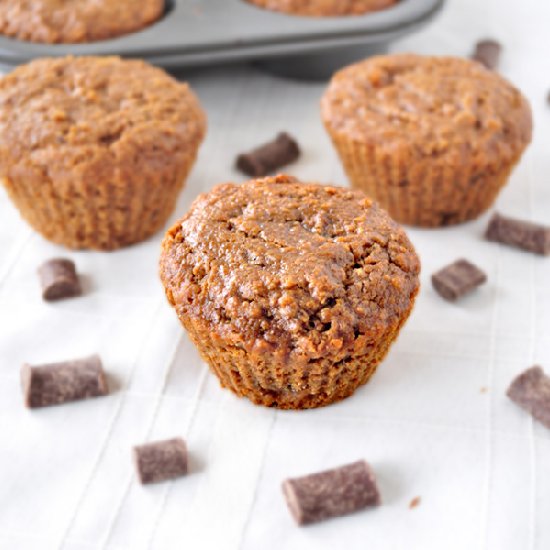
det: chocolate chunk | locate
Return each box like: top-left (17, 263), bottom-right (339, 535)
top-left (38, 258), bottom-right (81, 301)
top-left (431, 259), bottom-right (487, 301)
top-left (236, 132), bottom-right (300, 177)
top-left (472, 39), bottom-right (502, 70)
top-left (507, 366), bottom-right (550, 429)
top-left (486, 213), bottom-right (550, 255)
top-left (282, 460), bottom-right (380, 526)
top-left (133, 438), bottom-right (188, 484)
top-left (21, 355), bottom-right (108, 408)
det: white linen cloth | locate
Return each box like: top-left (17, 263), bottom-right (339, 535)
top-left (0, 0), bottom-right (549, 548)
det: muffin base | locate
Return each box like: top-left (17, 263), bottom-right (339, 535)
top-left (328, 133), bottom-right (523, 228)
top-left (1, 154), bottom-right (197, 251)
top-left (183, 314), bottom-right (411, 410)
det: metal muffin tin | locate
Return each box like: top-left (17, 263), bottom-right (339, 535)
top-left (0, 0), bottom-right (444, 79)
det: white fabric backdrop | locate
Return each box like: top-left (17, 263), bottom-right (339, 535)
top-left (1, 1), bottom-right (549, 548)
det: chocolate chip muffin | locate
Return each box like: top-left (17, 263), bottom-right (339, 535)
top-left (0, 0), bottom-right (164, 43)
top-left (160, 174), bottom-right (420, 410)
top-left (0, 56), bottom-right (206, 250)
top-left (246, 0), bottom-right (397, 17)
top-left (321, 54), bottom-right (532, 227)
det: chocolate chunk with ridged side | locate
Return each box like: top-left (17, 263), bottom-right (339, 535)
top-left (507, 366), bottom-right (550, 429)
top-left (236, 132), bottom-right (300, 177)
top-left (21, 355), bottom-right (108, 408)
top-left (282, 460), bottom-right (381, 526)
top-left (486, 213), bottom-right (550, 255)
top-left (432, 259), bottom-right (487, 301)
top-left (472, 39), bottom-right (502, 70)
top-left (133, 438), bottom-right (188, 484)
top-left (38, 258), bottom-right (81, 301)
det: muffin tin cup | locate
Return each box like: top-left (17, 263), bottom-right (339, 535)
top-left (0, 0), bottom-right (444, 79)
top-left (327, 132), bottom-right (524, 227)
top-left (255, 43), bottom-right (390, 81)
top-left (1, 153), bottom-right (198, 250)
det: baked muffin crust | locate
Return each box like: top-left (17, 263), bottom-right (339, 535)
top-left (0, 0), bottom-right (164, 43)
top-left (0, 56), bottom-right (205, 166)
top-left (246, 0), bottom-right (397, 17)
top-left (160, 174), bottom-right (420, 409)
top-left (322, 54), bottom-right (532, 166)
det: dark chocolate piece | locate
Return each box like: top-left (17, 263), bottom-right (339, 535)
top-left (486, 213), bottom-right (550, 255)
top-left (472, 39), bottom-right (502, 70)
top-left (133, 438), bottom-right (188, 484)
top-left (431, 259), bottom-right (487, 301)
top-left (236, 132), bottom-right (300, 177)
top-left (282, 460), bottom-right (380, 526)
top-left (38, 258), bottom-right (81, 301)
top-left (21, 355), bottom-right (108, 408)
top-left (507, 366), bottom-right (550, 429)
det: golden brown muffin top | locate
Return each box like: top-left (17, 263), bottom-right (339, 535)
top-left (0, 56), bottom-right (206, 178)
top-left (0, 0), bottom-right (164, 43)
top-left (321, 54), bottom-right (532, 164)
top-left (160, 175), bottom-right (420, 355)
top-left (246, 0), bottom-right (396, 17)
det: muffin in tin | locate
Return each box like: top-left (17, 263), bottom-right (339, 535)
top-left (160, 174), bottom-right (420, 409)
top-left (0, 0), bottom-right (164, 44)
top-left (0, 56), bottom-right (206, 250)
top-left (321, 54), bottom-right (532, 227)
top-left (246, 0), bottom-right (397, 17)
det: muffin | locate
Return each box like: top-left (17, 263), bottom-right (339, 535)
top-left (160, 174), bottom-right (420, 409)
top-left (0, 56), bottom-right (206, 250)
top-left (246, 0), bottom-right (397, 17)
top-left (321, 54), bottom-right (532, 227)
top-left (0, 0), bottom-right (164, 43)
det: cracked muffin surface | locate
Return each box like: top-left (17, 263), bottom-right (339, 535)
top-left (160, 174), bottom-right (420, 409)
top-left (322, 54), bottom-right (532, 164)
top-left (0, 56), bottom-right (207, 250)
top-left (0, 0), bottom-right (164, 43)
top-left (246, 0), bottom-right (397, 17)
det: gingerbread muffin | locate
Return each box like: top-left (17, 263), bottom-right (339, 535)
top-left (321, 54), bottom-right (532, 227)
top-left (0, 0), bottom-right (164, 43)
top-left (0, 56), bottom-right (206, 250)
top-left (160, 174), bottom-right (420, 410)
top-left (246, 0), bottom-right (397, 17)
